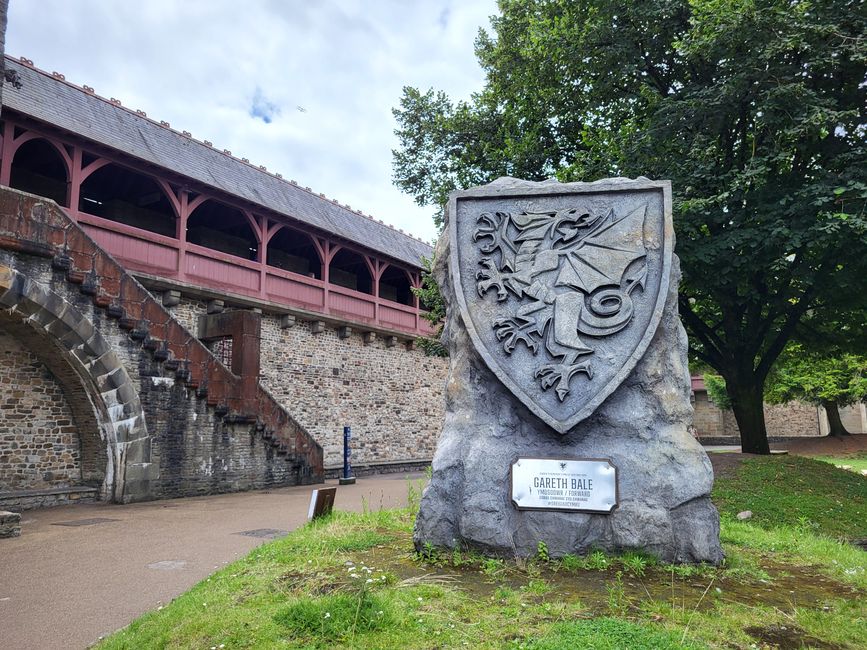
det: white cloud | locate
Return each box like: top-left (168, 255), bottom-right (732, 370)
top-left (5, 0), bottom-right (499, 244)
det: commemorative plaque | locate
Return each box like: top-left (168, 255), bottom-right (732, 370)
top-left (414, 177), bottom-right (724, 565)
top-left (511, 458), bottom-right (617, 513)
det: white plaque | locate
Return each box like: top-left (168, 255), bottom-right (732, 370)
top-left (511, 458), bottom-right (618, 513)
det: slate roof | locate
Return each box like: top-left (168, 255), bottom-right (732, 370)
top-left (1, 57), bottom-right (433, 268)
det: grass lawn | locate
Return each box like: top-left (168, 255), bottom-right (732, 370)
top-left (97, 459), bottom-right (867, 650)
top-left (811, 451), bottom-right (867, 475)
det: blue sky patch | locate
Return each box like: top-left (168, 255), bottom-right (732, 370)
top-left (250, 87), bottom-right (280, 124)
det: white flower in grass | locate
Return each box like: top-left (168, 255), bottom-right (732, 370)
top-left (324, 612), bottom-right (331, 618)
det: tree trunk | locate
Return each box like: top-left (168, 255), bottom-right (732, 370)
top-left (822, 400), bottom-right (851, 437)
top-left (727, 380), bottom-right (771, 454)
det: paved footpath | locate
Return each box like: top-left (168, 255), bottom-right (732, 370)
top-left (0, 473), bottom-right (423, 650)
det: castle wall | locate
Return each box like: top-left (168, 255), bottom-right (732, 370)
top-left (162, 294), bottom-right (448, 468)
top-left (0, 330), bottom-right (82, 490)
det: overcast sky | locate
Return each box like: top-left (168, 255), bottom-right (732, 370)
top-left (5, 0), bottom-right (499, 244)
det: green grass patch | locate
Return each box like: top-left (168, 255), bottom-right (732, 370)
top-left (712, 455), bottom-right (867, 539)
top-left (96, 457), bottom-right (867, 650)
top-left (519, 617), bottom-right (702, 649)
top-left (812, 450), bottom-right (867, 474)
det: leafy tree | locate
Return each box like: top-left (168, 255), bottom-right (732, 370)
top-left (393, 0), bottom-right (867, 453)
top-left (765, 344), bottom-right (867, 436)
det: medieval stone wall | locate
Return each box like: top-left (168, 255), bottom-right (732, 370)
top-left (764, 402), bottom-right (821, 437)
top-left (692, 391), bottom-right (821, 438)
top-left (0, 330), bottom-right (82, 490)
top-left (161, 294), bottom-right (448, 468)
top-left (1, 237), bottom-right (320, 508)
top-left (259, 316), bottom-right (446, 468)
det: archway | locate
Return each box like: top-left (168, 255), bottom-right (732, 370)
top-left (379, 265), bottom-right (414, 306)
top-left (187, 200), bottom-right (259, 260)
top-left (0, 265), bottom-right (155, 503)
top-left (266, 225), bottom-right (322, 278)
top-left (78, 163), bottom-right (176, 237)
top-left (9, 138), bottom-right (69, 206)
top-left (329, 248), bottom-right (372, 294)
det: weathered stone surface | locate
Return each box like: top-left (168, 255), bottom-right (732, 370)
top-left (414, 177), bottom-right (723, 564)
top-left (0, 510), bottom-right (22, 538)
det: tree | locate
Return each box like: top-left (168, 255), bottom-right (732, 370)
top-left (393, 0), bottom-right (867, 453)
top-left (411, 256), bottom-right (448, 357)
top-left (766, 344), bottom-right (867, 436)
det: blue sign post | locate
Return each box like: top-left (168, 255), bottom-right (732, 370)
top-left (339, 425), bottom-right (356, 485)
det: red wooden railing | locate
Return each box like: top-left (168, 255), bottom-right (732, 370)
top-left (0, 118), bottom-right (437, 337)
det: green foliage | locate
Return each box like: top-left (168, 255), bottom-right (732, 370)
top-left (584, 549), bottom-right (611, 571)
top-left (520, 616), bottom-right (700, 650)
top-left (410, 256), bottom-right (447, 357)
top-left (559, 554), bottom-right (583, 572)
top-left (621, 551), bottom-right (651, 577)
top-left (702, 374), bottom-right (732, 410)
top-left (481, 556), bottom-right (506, 576)
top-left (392, 0), bottom-right (867, 451)
top-left (606, 571), bottom-right (629, 616)
top-left (273, 591), bottom-right (392, 641)
top-left (536, 540), bottom-right (550, 563)
top-left (765, 343), bottom-right (867, 407)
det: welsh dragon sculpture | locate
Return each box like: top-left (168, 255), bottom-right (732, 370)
top-left (473, 204), bottom-right (648, 400)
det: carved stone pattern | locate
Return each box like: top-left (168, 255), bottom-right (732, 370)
top-left (473, 205), bottom-right (648, 401)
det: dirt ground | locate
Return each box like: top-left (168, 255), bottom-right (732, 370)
top-left (709, 433), bottom-right (867, 478)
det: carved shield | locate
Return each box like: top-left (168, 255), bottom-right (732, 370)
top-left (449, 179), bottom-right (673, 434)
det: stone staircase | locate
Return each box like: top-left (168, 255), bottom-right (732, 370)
top-left (0, 188), bottom-right (323, 496)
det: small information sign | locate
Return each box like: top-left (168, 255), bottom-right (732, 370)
top-left (307, 487), bottom-right (337, 520)
top-left (511, 458), bottom-right (618, 513)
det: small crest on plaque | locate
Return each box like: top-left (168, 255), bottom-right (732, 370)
top-left (449, 179), bottom-right (673, 433)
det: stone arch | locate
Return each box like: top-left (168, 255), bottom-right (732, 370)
top-left (0, 265), bottom-right (155, 503)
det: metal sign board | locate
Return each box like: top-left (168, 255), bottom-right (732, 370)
top-left (449, 179), bottom-right (673, 433)
top-left (510, 457), bottom-right (618, 513)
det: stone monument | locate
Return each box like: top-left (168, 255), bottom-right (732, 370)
top-left (414, 177), bottom-right (723, 564)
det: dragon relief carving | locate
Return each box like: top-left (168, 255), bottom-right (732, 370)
top-left (473, 204), bottom-right (648, 401)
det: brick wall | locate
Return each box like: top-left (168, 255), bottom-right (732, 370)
top-left (0, 329), bottom-right (82, 490)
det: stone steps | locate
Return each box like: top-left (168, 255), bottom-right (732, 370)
top-left (0, 192), bottom-right (323, 482)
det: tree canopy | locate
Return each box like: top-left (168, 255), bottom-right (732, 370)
top-left (393, 0), bottom-right (867, 453)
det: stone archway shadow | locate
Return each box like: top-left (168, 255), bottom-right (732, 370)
top-left (0, 264), bottom-right (156, 503)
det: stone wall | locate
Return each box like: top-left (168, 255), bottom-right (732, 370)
top-left (161, 294), bottom-right (448, 468)
top-left (764, 401), bottom-right (821, 437)
top-left (0, 188), bottom-right (323, 507)
top-left (259, 316), bottom-right (446, 468)
top-left (692, 390), bottom-right (822, 438)
top-left (0, 330), bottom-right (81, 490)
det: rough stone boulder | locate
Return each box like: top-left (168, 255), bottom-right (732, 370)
top-left (414, 178), bottom-right (724, 564)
